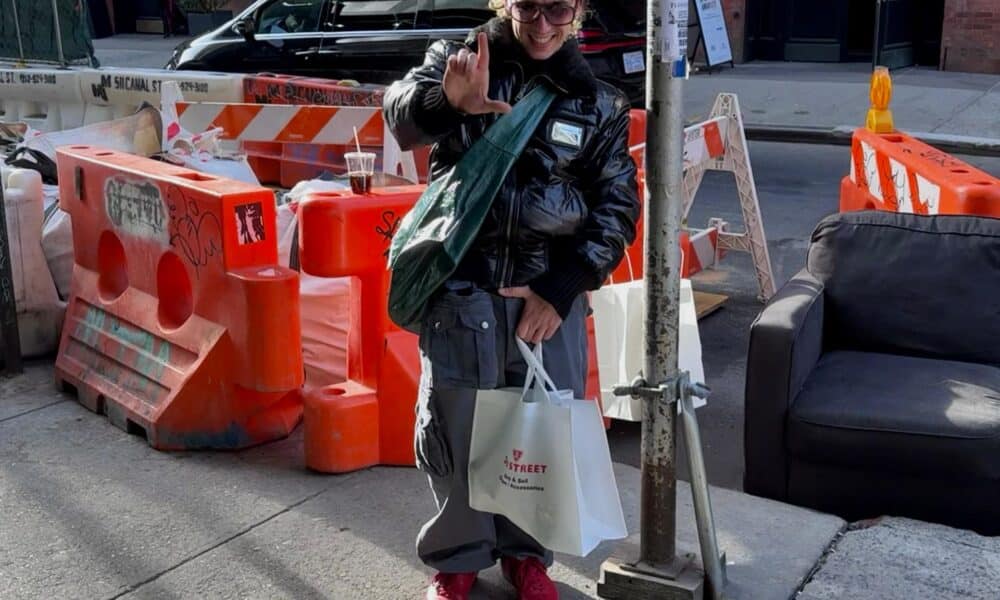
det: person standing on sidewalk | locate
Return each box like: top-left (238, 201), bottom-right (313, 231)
top-left (383, 1), bottom-right (638, 599)
top-left (160, 0), bottom-right (176, 37)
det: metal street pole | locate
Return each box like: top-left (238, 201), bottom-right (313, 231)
top-left (639, 0), bottom-right (684, 568)
top-left (11, 0), bottom-right (26, 64)
top-left (51, 0), bottom-right (67, 67)
top-left (598, 2), bottom-right (705, 597)
top-left (872, 0), bottom-right (883, 70)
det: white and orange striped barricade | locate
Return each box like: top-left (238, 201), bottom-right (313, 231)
top-left (841, 128), bottom-right (1000, 217)
top-left (175, 102), bottom-right (418, 187)
top-left (625, 93), bottom-right (776, 301)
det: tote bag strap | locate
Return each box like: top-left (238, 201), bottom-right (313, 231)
top-left (386, 84), bottom-right (556, 270)
top-left (516, 338), bottom-right (559, 400)
top-left (456, 84), bottom-right (556, 174)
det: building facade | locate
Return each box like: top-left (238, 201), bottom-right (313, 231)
top-left (940, 0), bottom-right (1000, 74)
top-left (735, 0), bottom-right (998, 74)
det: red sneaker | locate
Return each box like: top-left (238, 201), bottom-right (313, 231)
top-left (501, 557), bottom-right (558, 600)
top-left (425, 572), bottom-right (477, 600)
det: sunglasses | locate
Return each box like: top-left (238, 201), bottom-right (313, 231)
top-left (508, 1), bottom-right (578, 26)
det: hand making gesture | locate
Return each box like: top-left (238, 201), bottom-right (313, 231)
top-left (443, 31), bottom-right (513, 115)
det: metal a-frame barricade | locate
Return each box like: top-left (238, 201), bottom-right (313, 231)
top-left (680, 93), bottom-right (776, 301)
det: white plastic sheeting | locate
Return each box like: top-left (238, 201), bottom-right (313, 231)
top-left (1, 166), bottom-right (64, 356)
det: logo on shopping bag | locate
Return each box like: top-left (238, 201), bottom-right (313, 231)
top-left (503, 450), bottom-right (547, 474)
top-left (500, 449), bottom-right (549, 492)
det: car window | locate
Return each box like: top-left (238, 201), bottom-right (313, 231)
top-left (429, 0), bottom-right (493, 28)
top-left (326, 0), bottom-right (430, 31)
top-left (257, 0), bottom-right (328, 34)
top-left (585, 0), bottom-right (645, 34)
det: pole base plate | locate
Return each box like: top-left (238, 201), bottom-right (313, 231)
top-left (597, 553), bottom-right (704, 600)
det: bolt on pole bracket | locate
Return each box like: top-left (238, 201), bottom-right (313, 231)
top-left (612, 373), bottom-right (711, 406)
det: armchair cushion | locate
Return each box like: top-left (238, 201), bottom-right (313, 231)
top-left (788, 350), bottom-right (1000, 480)
top-left (807, 211), bottom-right (1000, 366)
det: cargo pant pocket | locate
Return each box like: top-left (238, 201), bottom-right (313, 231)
top-left (419, 288), bottom-right (499, 390)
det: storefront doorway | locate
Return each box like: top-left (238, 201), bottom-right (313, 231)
top-left (745, 0), bottom-right (944, 68)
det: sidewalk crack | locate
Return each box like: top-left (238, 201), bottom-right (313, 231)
top-left (0, 400), bottom-right (69, 424)
top-left (793, 522), bottom-right (848, 597)
top-left (929, 89), bottom-right (990, 134)
top-left (105, 480), bottom-right (351, 599)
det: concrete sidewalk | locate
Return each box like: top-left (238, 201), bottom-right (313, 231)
top-left (685, 61), bottom-right (1000, 154)
top-left (3, 363), bottom-right (1000, 599)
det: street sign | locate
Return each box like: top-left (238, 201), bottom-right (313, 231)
top-left (693, 0), bottom-right (733, 66)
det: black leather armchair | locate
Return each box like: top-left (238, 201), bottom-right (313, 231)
top-left (744, 210), bottom-right (1000, 534)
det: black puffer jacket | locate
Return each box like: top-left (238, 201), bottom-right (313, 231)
top-left (383, 18), bottom-right (639, 317)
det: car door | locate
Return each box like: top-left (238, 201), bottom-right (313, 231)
top-left (246, 0), bottom-right (332, 74)
top-left (307, 0), bottom-right (438, 83)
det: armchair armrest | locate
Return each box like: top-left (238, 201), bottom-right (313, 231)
top-left (744, 268), bottom-right (825, 501)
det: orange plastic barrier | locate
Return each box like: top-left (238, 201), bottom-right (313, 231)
top-left (243, 73), bottom-right (386, 107)
top-left (298, 185), bottom-right (608, 469)
top-left (841, 129), bottom-right (1000, 216)
top-left (246, 140), bottom-right (389, 189)
top-left (299, 186), bottom-right (422, 472)
top-left (629, 108), bottom-right (646, 165)
top-left (54, 146), bottom-right (304, 450)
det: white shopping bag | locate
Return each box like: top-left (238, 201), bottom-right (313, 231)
top-left (468, 339), bottom-right (628, 557)
top-left (592, 270), bottom-right (706, 421)
top-left (591, 263), bottom-right (644, 421)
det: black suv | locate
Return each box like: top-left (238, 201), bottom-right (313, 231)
top-left (166, 0), bottom-right (645, 105)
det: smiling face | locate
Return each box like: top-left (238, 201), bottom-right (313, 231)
top-left (507, 0), bottom-right (581, 61)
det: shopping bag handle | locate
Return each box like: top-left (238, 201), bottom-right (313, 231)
top-left (520, 341), bottom-right (547, 401)
top-left (516, 338), bottom-right (559, 397)
top-left (606, 250), bottom-right (637, 285)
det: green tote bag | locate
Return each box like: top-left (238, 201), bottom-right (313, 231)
top-left (387, 84), bottom-right (556, 331)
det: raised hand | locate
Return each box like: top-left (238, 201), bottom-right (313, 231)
top-left (443, 31), bottom-right (513, 116)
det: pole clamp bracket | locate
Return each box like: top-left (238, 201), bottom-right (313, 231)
top-left (612, 372), bottom-right (712, 407)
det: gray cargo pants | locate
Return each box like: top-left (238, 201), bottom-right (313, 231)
top-left (414, 281), bottom-right (588, 573)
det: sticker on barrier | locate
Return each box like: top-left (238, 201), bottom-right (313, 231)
top-left (243, 74), bottom-right (385, 107)
top-left (54, 146), bottom-right (303, 450)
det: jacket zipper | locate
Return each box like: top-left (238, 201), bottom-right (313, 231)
top-left (497, 68), bottom-right (560, 288)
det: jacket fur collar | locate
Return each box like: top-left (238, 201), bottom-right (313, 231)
top-left (467, 17), bottom-right (600, 99)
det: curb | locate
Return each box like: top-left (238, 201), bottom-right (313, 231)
top-left (744, 124), bottom-right (1000, 158)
